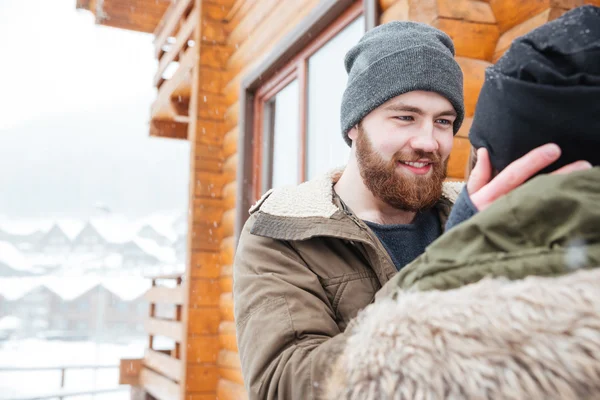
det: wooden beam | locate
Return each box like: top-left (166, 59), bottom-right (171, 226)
top-left (144, 286), bottom-right (185, 305)
top-left (144, 349), bottom-right (182, 382)
top-left (119, 358), bottom-right (142, 386)
top-left (217, 380), bottom-right (248, 400)
top-left (144, 318), bottom-right (183, 342)
top-left (151, 47), bottom-right (196, 121)
top-left (218, 321), bottom-right (238, 352)
top-left (154, 8), bottom-right (199, 87)
top-left (140, 368), bottom-right (181, 400)
top-left (448, 136), bottom-right (471, 180)
top-left (150, 119), bottom-right (189, 140)
top-left (154, 0), bottom-right (195, 57)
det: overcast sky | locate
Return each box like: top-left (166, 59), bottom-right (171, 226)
top-left (0, 0), bottom-right (190, 219)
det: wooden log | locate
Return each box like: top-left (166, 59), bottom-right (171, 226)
top-left (379, 0), bottom-right (398, 12)
top-left (193, 120), bottom-right (227, 146)
top-left (434, 18), bottom-right (499, 61)
top-left (198, 67), bottom-right (225, 95)
top-left (220, 292), bottom-right (235, 322)
top-left (185, 365), bottom-right (220, 392)
top-left (223, 182), bottom-right (237, 210)
top-left (226, 0), bottom-right (319, 76)
top-left (188, 278), bottom-right (221, 307)
top-left (224, 101), bottom-right (240, 133)
top-left (140, 368), bottom-right (181, 400)
top-left (227, 0), bottom-right (279, 48)
top-left (220, 265), bottom-right (233, 295)
top-left (488, 0), bottom-right (582, 33)
top-left (438, 0), bottom-right (495, 23)
top-left (144, 349), bottom-right (182, 382)
top-left (192, 171), bottom-right (229, 198)
top-left (217, 379), bottom-right (248, 400)
top-left (186, 335), bottom-right (220, 364)
top-left (456, 56), bottom-right (491, 117)
top-left (200, 14), bottom-right (228, 45)
top-left (200, 44), bottom-right (233, 71)
top-left (447, 136), bottom-right (471, 180)
top-left (223, 72), bottom-right (241, 104)
top-left (196, 92), bottom-right (228, 121)
top-left (456, 117), bottom-right (473, 138)
top-left (189, 251), bottom-right (221, 278)
top-left (221, 209), bottom-right (236, 238)
top-left (144, 318), bottom-right (183, 342)
top-left (493, 8), bottom-right (565, 62)
top-left (150, 119), bottom-right (189, 140)
top-left (144, 286), bottom-right (184, 305)
top-left (187, 307), bottom-right (221, 335)
top-left (218, 321), bottom-right (239, 352)
top-left (223, 127), bottom-right (238, 158)
top-left (220, 237), bottom-right (235, 266)
top-left (218, 350), bottom-right (244, 384)
top-left (381, 0), bottom-right (409, 23)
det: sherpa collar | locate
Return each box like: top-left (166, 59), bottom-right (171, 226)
top-left (249, 168), bottom-right (463, 219)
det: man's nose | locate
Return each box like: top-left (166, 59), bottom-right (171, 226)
top-left (410, 132), bottom-right (439, 154)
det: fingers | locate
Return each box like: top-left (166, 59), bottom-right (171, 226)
top-left (470, 143), bottom-right (562, 211)
top-left (467, 148), bottom-right (492, 195)
top-left (551, 160), bottom-right (592, 175)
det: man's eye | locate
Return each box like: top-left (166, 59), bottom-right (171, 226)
top-left (395, 116), bottom-right (414, 121)
top-left (436, 119), bottom-right (452, 125)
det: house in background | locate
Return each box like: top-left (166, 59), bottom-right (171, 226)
top-left (76, 0), bottom-right (600, 399)
top-left (71, 222), bottom-right (108, 254)
top-left (0, 277), bottom-right (150, 341)
top-left (0, 241), bottom-right (38, 277)
top-left (137, 224), bottom-right (173, 247)
top-left (34, 223), bottom-right (72, 255)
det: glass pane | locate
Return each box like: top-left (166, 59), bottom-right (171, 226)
top-left (271, 79), bottom-right (300, 189)
top-left (306, 16), bottom-right (365, 180)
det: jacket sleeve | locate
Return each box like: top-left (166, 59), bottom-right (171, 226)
top-left (233, 214), bottom-right (347, 400)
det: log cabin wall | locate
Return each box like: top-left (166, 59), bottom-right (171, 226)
top-left (182, 1), bottom-right (600, 400)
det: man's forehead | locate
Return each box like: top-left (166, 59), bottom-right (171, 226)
top-left (379, 91), bottom-right (456, 115)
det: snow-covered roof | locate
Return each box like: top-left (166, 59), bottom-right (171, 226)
top-left (0, 277), bottom-right (43, 300)
top-left (89, 217), bottom-right (139, 244)
top-left (136, 213), bottom-right (179, 242)
top-left (134, 238), bottom-right (177, 264)
top-left (101, 277), bottom-right (152, 301)
top-left (0, 241), bottom-right (32, 271)
top-left (0, 316), bottom-right (22, 330)
top-left (43, 276), bottom-right (100, 301)
top-left (0, 276), bottom-right (151, 302)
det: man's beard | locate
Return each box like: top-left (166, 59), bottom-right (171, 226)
top-left (355, 123), bottom-right (448, 212)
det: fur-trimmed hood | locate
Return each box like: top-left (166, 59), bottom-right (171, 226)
top-left (326, 168), bottom-right (600, 399)
top-left (326, 268), bottom-right (600, 400)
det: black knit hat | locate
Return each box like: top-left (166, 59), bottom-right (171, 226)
top-left (469, 5), bottom-right (600, 174)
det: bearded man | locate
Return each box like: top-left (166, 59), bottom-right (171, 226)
top-left (232, 21), bottom-right (584, 400)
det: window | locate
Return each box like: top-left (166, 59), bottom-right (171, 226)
top-left (251, 1), bottom-right (366, 200)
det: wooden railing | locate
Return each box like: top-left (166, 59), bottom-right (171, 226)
top-left (150, 0), bottom-right (197, 139)
top-left (0, 364), bottom-right (123, 400)
top-left (120, 273), bottom-right (185, 400)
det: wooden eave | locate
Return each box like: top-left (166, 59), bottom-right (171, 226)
top-left (76, 0), bottom-right (171, 33)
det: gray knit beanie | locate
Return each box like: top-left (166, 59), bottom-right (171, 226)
top-left (341, 21), bottom-right (464, 146)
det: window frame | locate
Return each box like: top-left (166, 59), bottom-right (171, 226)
top-left (236, 0), bottom-right (379, 242)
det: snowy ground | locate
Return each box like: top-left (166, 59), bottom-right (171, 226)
top-left (0, 337), bottom-right (171, 400)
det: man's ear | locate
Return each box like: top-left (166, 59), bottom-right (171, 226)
top-left (348, 124), bottom-right (359, 142)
